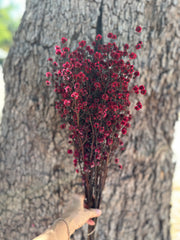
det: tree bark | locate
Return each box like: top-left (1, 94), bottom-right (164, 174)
top-left (0, 0), bottom-right (179, 239)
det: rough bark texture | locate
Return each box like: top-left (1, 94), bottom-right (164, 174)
top-left (0, 0), bottom-right (180, 239)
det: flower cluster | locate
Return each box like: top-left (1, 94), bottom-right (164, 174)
top-left (45, 26), bottom-right (146, 208)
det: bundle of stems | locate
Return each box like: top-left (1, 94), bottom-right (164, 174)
top-left (45, 27), bottom-right (145, 239)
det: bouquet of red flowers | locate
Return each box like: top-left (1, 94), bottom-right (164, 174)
top-left (45, 26), bottom-right (146, 239)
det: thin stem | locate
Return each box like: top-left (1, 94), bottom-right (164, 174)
top-left (89, 115), bottom-right (95, 163)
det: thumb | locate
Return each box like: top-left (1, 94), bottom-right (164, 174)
top-left (88, 208), bottom-right (102, 218)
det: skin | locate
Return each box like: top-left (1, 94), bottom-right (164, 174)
top-left (33, 195), bottom-right (102, 240)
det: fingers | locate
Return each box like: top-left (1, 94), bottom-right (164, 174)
top-left (87, 219), bottom-right (95, 225)
top-left (86, 208), bottom-right (102, 226)
top-left (88, 208), bottom-right (102, 218)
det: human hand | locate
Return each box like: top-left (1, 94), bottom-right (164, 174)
top-left (62, 194), bottom-right (102, 235)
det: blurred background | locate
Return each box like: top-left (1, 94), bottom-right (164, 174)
top-left (0, 0), bottom-right (25, 118)
top-left (0, 0), bottom-right (179, 239)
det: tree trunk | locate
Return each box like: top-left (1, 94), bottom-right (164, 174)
top-left (0, 0), bottom-right (179, 239)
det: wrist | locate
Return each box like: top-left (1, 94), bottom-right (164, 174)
top-left (52, 218), bottom-right (71, 240)
top-left (64, 216), bottom-right (76, 235)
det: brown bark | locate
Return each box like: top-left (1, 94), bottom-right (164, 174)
top-left (0, 0), bottom-right (180, 239)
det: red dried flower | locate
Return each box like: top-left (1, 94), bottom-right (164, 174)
top-left (102, 94), bottom-right (109, 101)
top-left (63, 47), bottom-right (70, 52)
top-left (46, 80), bottom-right (52, 87)
top-left (79, 40), bottom-right (86, 47)
top-left (129, 52), bottom-right (137, 59)
top-left (94, 52), bottom-right (102, 59)
top-left (134, 71), bottom-right (140, 77)
top-left (135, 44), bottom-right (141, 50)
top-left (95, 148), bottom-right (100, 153)
top-left (136, 26), bottom-right (142, 33)
top-left (46, 72), bottom-right (52, 77)
top-left (141, 89), bottom-right (147, 95)
top-left (115, 158), bottom-right (119, 164)
top-left (89, 49), bottom-right (94, 55)
top-left (67, 149), bottom-right (73, 154)
top-left (107, 138), bottom-right (113, 145)
top-left (56, 49), bottom-right (61, 55)
top-left (112, 34), bottom-right (117, 39)
top-left (139, 85), bottom-right (145, 90)
top-left (74, 82), bottom-right (80, 89)
top-left (71, 92), bottom-right (79, 99)
top-left (90, 162), bottom-right (95, 168)
top-left (60, 123), bottom-right (66, 129)
top-left (63, 62), bottom-right (71, 68)
top-left (61, 37), bottom-right (67, 44)
top-left (64, 99), bottom-right (71, 107)
top-left (119, 140), bottom-right (124, 145)
top-left (92, 41), bottom-right (96, 46)
top-left (122, 128), bottom-right (127, 135)
top-left (124, 44), bottom-right (129, 50)
top-left (99, 127), bottom-right (104, 133)
top-left (135, 106), bottom-right (140, 111)
top-left (96, 34), bottom-right (102, 41)
top-left (107, 32), bottom-right (113, 38)
top-left (73, 159), bottom-right (77, 165)
top-left (106, 121), bottom-right (112, 127)
top-left (94, 82), bottom-right (101, 89)
top-left (65, 86), bottom-right (72, 92)
top-left (61, 52), bottom-right (67, 58)
top-left (133, 85), bottom-right (139, 91)
top-left (53, 61), bottom-right (58, 67)
top-left (137, 101), bottom-right (142, 109)
top-left (94, 122), bottom-right (99, 128)
top-left (86, 45), bottom-right (91, 51)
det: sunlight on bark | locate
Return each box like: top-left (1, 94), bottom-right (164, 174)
top-left (171, 115), bottom-right (180, 240)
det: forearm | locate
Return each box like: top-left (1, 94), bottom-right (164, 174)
top-left (33, 218), bottom-right (71, 240)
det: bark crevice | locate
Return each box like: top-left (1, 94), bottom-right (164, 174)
top-left (96, 0), bottom-right (104, 43)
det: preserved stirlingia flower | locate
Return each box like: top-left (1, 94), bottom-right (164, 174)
top-left (45, 26), bottom-right (146, 239)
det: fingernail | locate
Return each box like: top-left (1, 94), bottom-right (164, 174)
top-left (96, 209), bottom-right (102, 215)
